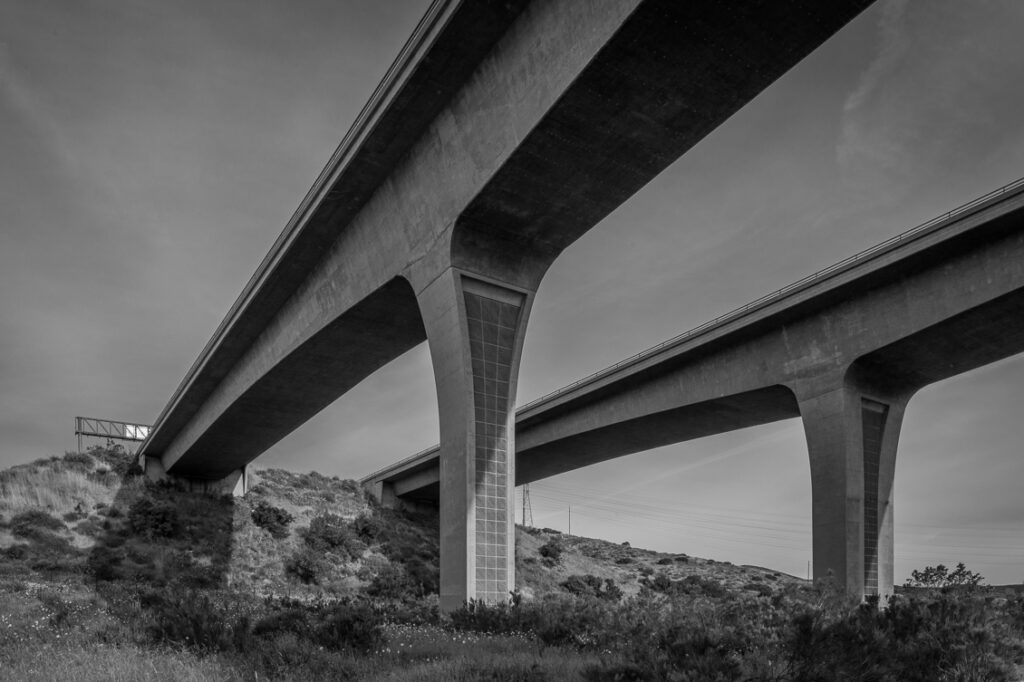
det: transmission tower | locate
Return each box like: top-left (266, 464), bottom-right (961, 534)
top-left (522, 484), bottom-right (534, 527)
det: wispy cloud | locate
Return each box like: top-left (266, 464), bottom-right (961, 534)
top-left (837, 0), bottom-right (1024, 201)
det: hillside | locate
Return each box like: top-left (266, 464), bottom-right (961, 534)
top-left (0, 446), bottom-right (797, 602)
top-left (2, 445), bottom-right (1022, 681)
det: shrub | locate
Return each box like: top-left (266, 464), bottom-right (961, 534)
top-left (365, 564), bottom-right (413, 599)
top-left (144, 589), bottom-right (250, 653)
top-left (250, 502), bottom-right (293, 539)
top-left (538, 539), bottom-right (563, 565)
top-left (3, 544), bottom-right (28, 560)
top-left (88, 545), bottom-right (124, 581)
top-left (62, 451), bottom-right (94, 470)
top-left (302, 514), bottom-right (364, 559)
top-left (128, 498), bottom-right (181, 539)
top-left (403, 557), bottom-right (440, 596)
top-left (252, 600), bottom-right (385, 655)
top-left (905, 562), bottom-right (984, 590)
top-left (10, 510), bottom-right (66, 538)
top-left (648, 572), bottom-right (672, 592)
top-left (561, 574), bottom-right (623, 602)
top-left (285, 548), bottom-right (328, 585)
top-left (313, 602), bottom-right (385, 653)
top-left (351, 513), bottom-right (387, 543)
top-left (744, 582), bottom-right (773, 597)
top-left (675, 574), bottom-right (727, 598)
top-left (88, 444), bottom-right (142, 479)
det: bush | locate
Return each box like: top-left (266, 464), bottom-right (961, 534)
top-left (128, 498), bottom-right (181, 539)
top-left (285, 547), bottom-right (329, 585)
top-left (648, 572), bottom-right (672, 592)
top-left (250, 502), bottom-right (293, 539)
top-left (905, 562), bottom-right (984, 590)
top-left (62, 451), bottom-right (95, 470)
top-left (538, 539), bottom-right (563, 566)
top-left (561, 575), bottom-right (623, 602)
top-left (3, 544), bottom-right (28, 561)
top-left (10, 510), bottom-right (66, 538)
top-left (744, 582), bottom-right (773, 597)
top-left (351, 513), bottom-right (387, 543)
top-left (88, 545), bottom-right (124, 581)
top-left (251, 599), bottom-right (385, 655)
top-left (365, 564), bottom-right (413, 599)
top-left (313, 602), bottom-right (385, 653)
top-left (88, 444), bottom-right (143, 479)
top-left (302, 514), bottom-right (364, 559)
top-left (144, 589), bottom-right (250, 653)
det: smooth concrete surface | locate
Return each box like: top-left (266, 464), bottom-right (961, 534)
top-left (366, 184), bottom-right (1024, 599)
top-left (139, 0), bottom-right (873, 608)
top-left (417, 270), bottom-right (535, 611)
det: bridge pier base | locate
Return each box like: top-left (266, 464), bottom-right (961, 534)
top-left (417, 268), bottom-right (533, 612)
top-left (144, 455), bottom-right (248, 497)
top-left (794, 371), bottom-right (910, 600)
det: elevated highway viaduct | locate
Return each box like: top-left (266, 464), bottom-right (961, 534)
top-left (136, 0), bottom-right (873, 610)
top-left (363, 180), bottom-right (1024, 600)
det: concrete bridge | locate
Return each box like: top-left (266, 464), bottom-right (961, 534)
top-left (137, 0), bottom-right (873, 610)
top-left (363, 178), bottom-right (1024, 600)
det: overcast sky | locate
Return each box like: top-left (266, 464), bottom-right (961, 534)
top-left (3, 0), bottom-right (1024, 584)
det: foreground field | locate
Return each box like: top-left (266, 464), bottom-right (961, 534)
top-left (1, 447), bottom-right (1023, 681)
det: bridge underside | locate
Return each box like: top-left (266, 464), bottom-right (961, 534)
top-left (370, 196), bottom-right (1024, 600)
top-left (142, 0), bottom-right (876, 610)
top-left (170, 278), bottom-right (425, 479)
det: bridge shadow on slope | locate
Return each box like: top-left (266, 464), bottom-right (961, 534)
top-left (83, 451), bottom-right (443, 602)
top-left (87, 445), bottom-right (236, 595)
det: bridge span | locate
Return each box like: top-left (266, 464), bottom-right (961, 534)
top-left (136, 0), bottom-right (872, 610)
top-left (363, 178), bottom-right (1024, 600)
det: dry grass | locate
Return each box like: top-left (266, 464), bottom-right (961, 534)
top-left (515, 526), bottom-right (799, 600)
top-left (0, 466), bottom-right (127, 516)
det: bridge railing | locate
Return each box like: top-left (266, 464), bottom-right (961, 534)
top-left (517, 175), bottom-right (1024, 414)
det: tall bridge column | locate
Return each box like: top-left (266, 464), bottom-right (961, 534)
top-left (793, 371), bottom-right (911, 600)
top-left (416, 267), bottom-right (534, 612)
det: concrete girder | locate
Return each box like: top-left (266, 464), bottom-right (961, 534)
top-left (139, 0), bottom-right (875, 610)
top-left (366, 186), bottom-right (1024, 603)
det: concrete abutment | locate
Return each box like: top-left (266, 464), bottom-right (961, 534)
top-left (143, 455), bottom-right (248, 497)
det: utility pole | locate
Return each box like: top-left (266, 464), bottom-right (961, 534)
top-left (568, 504), bottom-right (571, 536)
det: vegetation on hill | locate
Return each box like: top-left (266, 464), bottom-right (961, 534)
top-left (1, 444), bottom-right (1024, 680)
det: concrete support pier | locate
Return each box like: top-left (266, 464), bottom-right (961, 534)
top-left (417, 268), bottom-right (534, 611)
top-left (794, 370), bottom-right (910, 599)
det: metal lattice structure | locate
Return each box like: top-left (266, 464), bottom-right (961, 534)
top-left (522, 484), bottom-right (533, 527)
top-left (74, 416), bottom-right (151, 453)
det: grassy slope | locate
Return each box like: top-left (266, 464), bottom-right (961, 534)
top-left (2, 449), bottom-right (1023, 681)
top-left (0, 449), bottom-right (799, 602)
